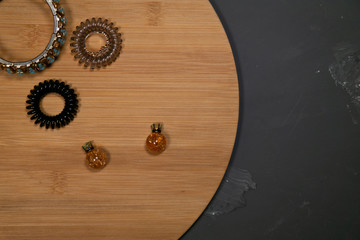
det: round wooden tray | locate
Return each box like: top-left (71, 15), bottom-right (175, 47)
top-left (0, 0), bottom-right (238, 239)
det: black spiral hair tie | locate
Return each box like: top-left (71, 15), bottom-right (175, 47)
top-left (26, 80), bottom-right (79, 129)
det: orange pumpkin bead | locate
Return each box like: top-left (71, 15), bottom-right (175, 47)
top-left (146, 123), bottom-right (167, 154)
top-left (82, 141), bottom-right (108, 169)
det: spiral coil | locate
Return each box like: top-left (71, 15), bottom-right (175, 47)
top-left (70, 18), bottom-right (122, 69)
top-left (26, 80), bottom-right (78, 129)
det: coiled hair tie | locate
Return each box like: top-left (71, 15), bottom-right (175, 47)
top-left (0, 0), bottom-right (67, 75)
top-left (70, 18), bottom-right (122, 69)
top-left (26, 80), bottom-right (78, 129)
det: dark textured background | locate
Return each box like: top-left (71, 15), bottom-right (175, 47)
top-left (182, 0), bottom-right (360, 239)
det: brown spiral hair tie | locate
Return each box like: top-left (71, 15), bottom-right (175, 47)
top-left (70, 18), bottom-right (122, 69)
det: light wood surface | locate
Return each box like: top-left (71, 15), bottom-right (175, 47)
top-left (0, 0), bottom-right (238, 239)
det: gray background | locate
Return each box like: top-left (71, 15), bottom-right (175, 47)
top-left (182, 0), bottom-right (360, 239)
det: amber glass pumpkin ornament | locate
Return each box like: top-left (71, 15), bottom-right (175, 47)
top-left (146, 123), bottom-right (167, 154)
top-left (82, 141), bottom-right (108, 169)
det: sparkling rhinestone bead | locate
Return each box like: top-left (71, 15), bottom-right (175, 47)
top-left (28, 67), bottom-right (37, 74)
top-left (57, 38), bottom-right (65, 46)
top-left (47, 56), bottom-right (55, 64)
top-left (37, 63), bottom-right (46, 71)
top-left (53, 48), bottom-right (61, 56)
top-left (60, 28), bottom-right (67, 37)
top-left (57, 8), bottom-right (65, 15)
top-left (61, 17), bottom-right (67, 25)
top-left (6, 67), bottom-right (14, 74)
top-left (16, 68), bottom-right (24, 75)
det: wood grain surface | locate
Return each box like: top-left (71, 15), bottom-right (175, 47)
top-left (0, 0), bottom-right (238, 239)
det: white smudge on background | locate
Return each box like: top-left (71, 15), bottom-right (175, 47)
top-left (329, 43), bottom-right (360, 124)
top-left (205, 168), bottom-right (256, 216)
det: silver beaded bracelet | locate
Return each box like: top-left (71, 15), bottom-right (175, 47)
top-left (0, 0), bottom-right (67, 75)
